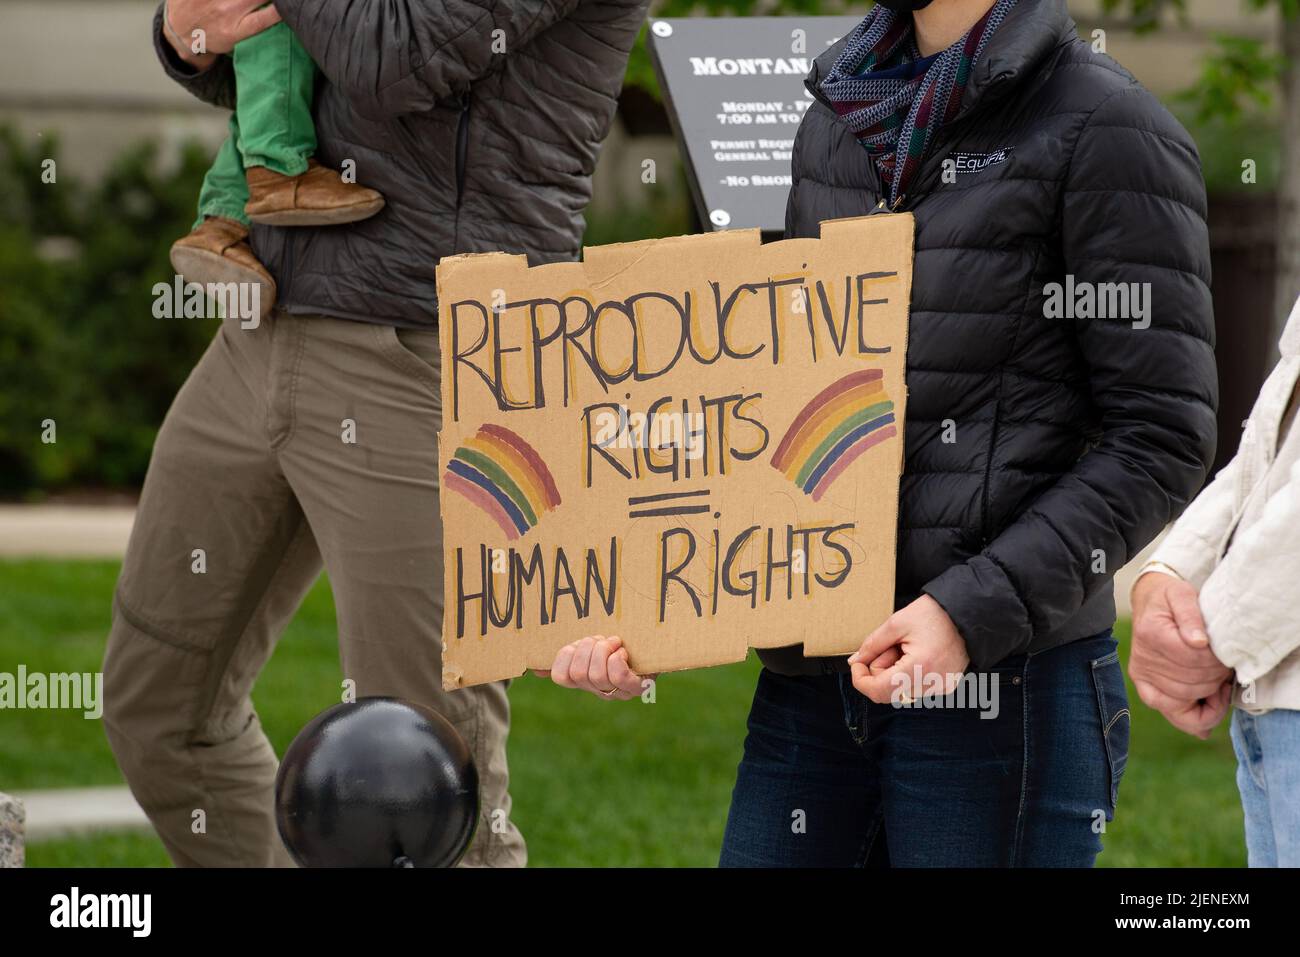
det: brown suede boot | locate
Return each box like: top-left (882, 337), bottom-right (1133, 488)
top-left (244, 159), bottom-right (385, 226)
top-left (169, 216), bottom-right (276, 320)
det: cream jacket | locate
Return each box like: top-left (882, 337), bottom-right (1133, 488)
top-left (1151, 295), bottom-right (1300, 712)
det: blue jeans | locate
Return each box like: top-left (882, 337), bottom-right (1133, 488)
top-left (1231, 708), bottom-right (1300, 867)
top-left (720, 632), bottom-right (1128, 867)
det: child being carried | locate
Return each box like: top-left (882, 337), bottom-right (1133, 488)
top-left (167, 14), bottom-right (384, 320)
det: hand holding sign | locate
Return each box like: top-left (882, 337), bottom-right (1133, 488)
top-left (536, 636), bottom-right (654, 701)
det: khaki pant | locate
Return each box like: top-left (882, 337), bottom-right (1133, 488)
top-left (102, 311), bottom-right (524, 867)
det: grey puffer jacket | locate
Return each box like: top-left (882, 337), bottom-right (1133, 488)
top-left (762, 0), bottom-right (1217, 674)
top-left (153, 0), bottom-right (649, 327)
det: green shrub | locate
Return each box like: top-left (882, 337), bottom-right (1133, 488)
top-left (0, 126), bottom-right (217, 496)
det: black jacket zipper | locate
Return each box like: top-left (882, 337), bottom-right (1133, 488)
top-left (454, 91), bottom-right (472, 205)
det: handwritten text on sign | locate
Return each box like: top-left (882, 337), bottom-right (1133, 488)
top-left (437, 215), bottom-right (913, 689)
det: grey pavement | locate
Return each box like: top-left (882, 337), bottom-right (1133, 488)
top-left (12, 786), bottom-right (150, 841)
top-left (0, 504), bottom-right (136, 559)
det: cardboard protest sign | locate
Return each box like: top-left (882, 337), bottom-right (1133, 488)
top-left (436, 214), bottom-right (913, 689)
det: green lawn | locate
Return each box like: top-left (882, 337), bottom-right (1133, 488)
top-left (0, 559), bottom-right (1245, 867)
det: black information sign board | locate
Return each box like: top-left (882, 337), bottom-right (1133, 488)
top-left (647, 15), bottom-right (864, 234)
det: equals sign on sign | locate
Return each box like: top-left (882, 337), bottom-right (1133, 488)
top-left (627, 489), bottom-right (712, 519)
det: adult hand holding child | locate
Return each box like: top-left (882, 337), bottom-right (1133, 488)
top-left (161, 0), bottom-right (282, 69)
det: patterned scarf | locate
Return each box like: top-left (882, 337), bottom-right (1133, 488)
top-left (818, 0), bottom-right (1017, 206)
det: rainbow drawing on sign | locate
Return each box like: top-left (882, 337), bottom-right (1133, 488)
top-left (444, 425), bottom-right (562, 540)
top-left (770, 369), bottom-right (898, 502)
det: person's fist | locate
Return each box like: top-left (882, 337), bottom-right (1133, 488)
top-left (1130, 571), bottom-right (1232, 738)
top-left (533, 636), bottom-right (653, 701)
top-left (848, 595), bottom-right (969, 704)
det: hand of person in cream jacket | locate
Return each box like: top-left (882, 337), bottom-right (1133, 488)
top-left (1130, 571), bottom-right (1233, 739)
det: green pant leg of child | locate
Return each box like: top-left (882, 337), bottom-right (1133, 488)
top-left (231, 21), bottom-right (318, 176)
top-left (194, 115), bottom-right (253, 230)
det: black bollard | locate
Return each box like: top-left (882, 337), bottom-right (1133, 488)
top-left (275, 697), bottom-right (479, 868)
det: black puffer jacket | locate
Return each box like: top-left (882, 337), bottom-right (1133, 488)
top-left (153, 0), bottom-right (649, 327)
top-left (762, 0), bottom-right (1217, 674)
